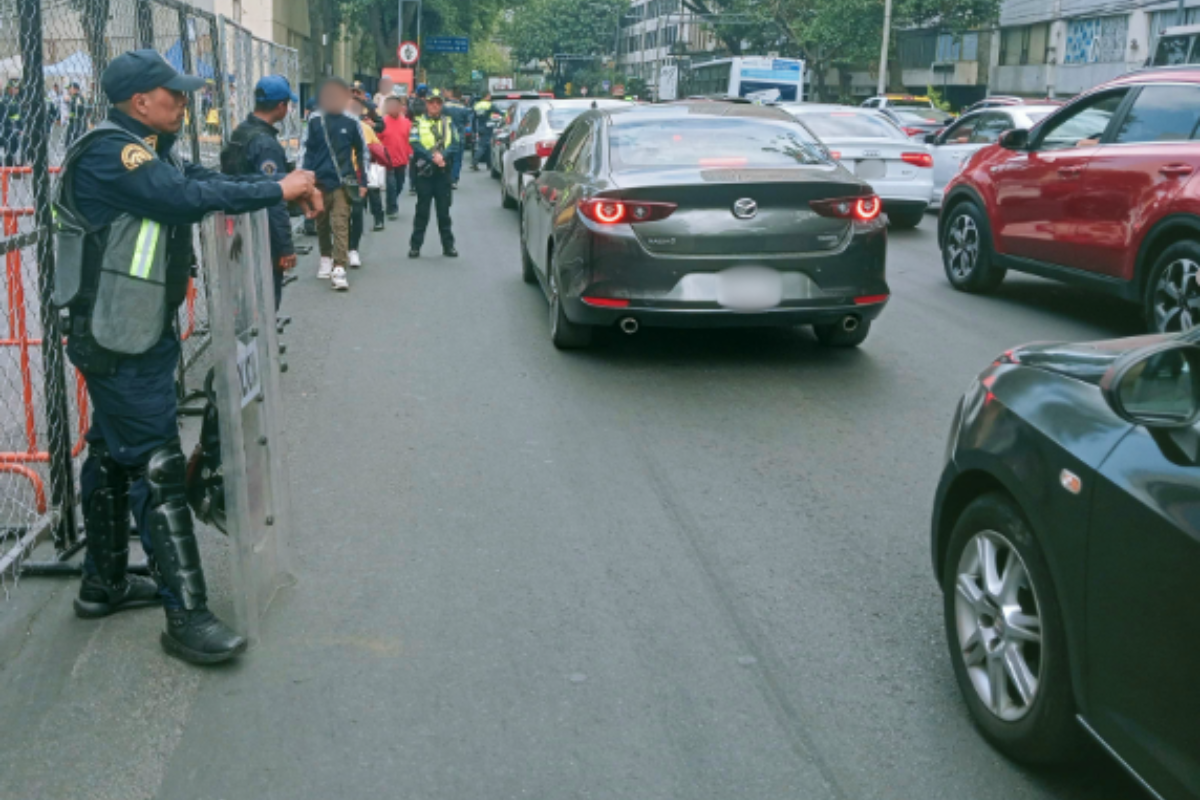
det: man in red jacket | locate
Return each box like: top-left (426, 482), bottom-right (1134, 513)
top-left (379, 96), bottom-right (412, 220)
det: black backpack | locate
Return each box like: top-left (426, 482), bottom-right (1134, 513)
top-left (219, 123), bottom-right (270, 176)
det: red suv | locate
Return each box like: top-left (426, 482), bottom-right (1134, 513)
top-left (939, 69), bottom-right (1200, 333)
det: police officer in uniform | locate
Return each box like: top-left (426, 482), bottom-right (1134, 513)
top-left (56, 50), bottom-right (317, 665)
top-left (407, 94), bottom-right (458, 259)
top-left (471, 93), bottom-right (493, 171)
top-left (65, 81), bottom-right (87, 147)
top-left (222, 75), bottom-right (298, 310)
top-left (1, 78), bottom-right (24, 167)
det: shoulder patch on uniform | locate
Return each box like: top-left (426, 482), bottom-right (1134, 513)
top-left (121, 143), bottom-right (153, 171)
top-left (143, 134), bottom-right (158, 150)
top-left (260, 159), bottom-right (278, 176)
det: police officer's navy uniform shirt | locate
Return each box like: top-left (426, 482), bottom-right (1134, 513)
top-left (73, 108), bottom-right (283, 230)
top-left (233, 112), bottom-right (294, 262)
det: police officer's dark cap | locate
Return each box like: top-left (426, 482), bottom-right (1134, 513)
top-left (102, 49), bottom-right (206, 103)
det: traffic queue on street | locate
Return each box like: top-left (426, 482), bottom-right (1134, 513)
top-left (470, 78), bottom-right (1200, 800)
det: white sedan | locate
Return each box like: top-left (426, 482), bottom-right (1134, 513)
top-left (781, 104), bottom-right (934, 229)
top-left (500, 98), bottom-right (630, 209)
top-left (927, 105), bottom-right (1058, 209)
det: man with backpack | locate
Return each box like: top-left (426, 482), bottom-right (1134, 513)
top-left (221, 75), bottom-right (298, 309)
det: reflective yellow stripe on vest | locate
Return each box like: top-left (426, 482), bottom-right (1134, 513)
top-left (130, 219), bottom-right (161, 279)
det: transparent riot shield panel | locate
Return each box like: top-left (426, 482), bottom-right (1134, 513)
top-left (199, 210), bottom-right (295, 644)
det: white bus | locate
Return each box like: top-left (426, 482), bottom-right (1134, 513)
top-left (682, 56), bottom-right (806, 103)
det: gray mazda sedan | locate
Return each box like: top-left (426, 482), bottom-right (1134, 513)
top-left (515, 102), bottom-right (890, 349)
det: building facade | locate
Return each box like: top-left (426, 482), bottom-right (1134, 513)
top-left (991, 0), bottom-right (1200, 98)
top-left (617, 0), bottom-right (717, 91)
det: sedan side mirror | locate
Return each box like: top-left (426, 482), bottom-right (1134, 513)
top-left (514, 154), bottom-right (541, 176)
top-left (1100, 341), bottom-right (1200, 429)
top-left (998, 128), bottom-right (1028, 150)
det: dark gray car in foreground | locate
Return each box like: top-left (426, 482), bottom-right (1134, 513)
top-left (515, 102), bottom-right (890, 349)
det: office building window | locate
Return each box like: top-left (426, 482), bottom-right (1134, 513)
top-left (1064, 16), bottom-right (1128, 65)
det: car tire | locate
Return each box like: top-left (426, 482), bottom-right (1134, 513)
top-left (548, 263), bottom-right (592, 349)
top-left (813, 319), bottom-right (870, 347)
top-left (501, 170), bottom-right (517, 209)
top-left (520, 219), bottom-right (536, 285)
top-left (1143, 240), bottom-right (1200, 333)
top-left (942, 202), bottom-right (1006, 293)
top-left (888, 209), bottom-right (924, 229)
top-left (943, 493), bottom-right (1084, 764)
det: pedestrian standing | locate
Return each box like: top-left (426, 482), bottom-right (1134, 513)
top-left (221, 75), bottom-right (299, 311)
top-left (302, 77), bottom-right (367, 291)
top-left (443, 90), bottom-right (471, 190)
top-left (347, 97), bottom-right (387, 262)
top-left (373, 75), bottom-right (395, 110)
top-left (65, 82), bottom-right (87, 146)
top-left (56, 49), bottom-right (319, 665)
top-left (378, 97), bottom-right (412, 220)
top-left (408, 94), bottom-right (458, 259)
top-left (471, 93), bottom-right (494, 171)
top-left (1, 79), bottom-right (25, 167)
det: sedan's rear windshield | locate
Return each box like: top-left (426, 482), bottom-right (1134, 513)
top-left (795, 112), bottom-right (904, 139)
top-left (889, 98), bottom-right (933, 108)
top-left (896, 109), bottom-right (954, 124)
top-left (549, 108), bottom-right (587, 130)
top-left (609, 118), bottom-right (830, 169)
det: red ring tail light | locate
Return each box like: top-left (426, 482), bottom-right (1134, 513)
top-left (855, 197), bottom-right (881, 221)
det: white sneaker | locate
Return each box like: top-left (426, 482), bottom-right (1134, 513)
top-left (317, 257), bottom-right (333, 279)
top-left (348, 250), bottom-right (361, 268)
top-left (331, 267), bottom-right (349, 291)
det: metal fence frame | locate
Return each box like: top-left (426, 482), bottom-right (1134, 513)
top-left (0, 0), bottom-right (300, 586)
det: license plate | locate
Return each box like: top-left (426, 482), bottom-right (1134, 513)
top-left (717, 267), bottom-right (782, 310)
top-left (855, 159), bottom-right (886, 179)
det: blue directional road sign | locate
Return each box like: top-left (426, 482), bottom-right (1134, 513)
top-left (424, 36), bottom-right (469, 54)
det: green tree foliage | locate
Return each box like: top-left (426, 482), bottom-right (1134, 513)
top-left (505, 0), bottom-right (626, 76)
top-left (681, 0), bottom-right (999, 99)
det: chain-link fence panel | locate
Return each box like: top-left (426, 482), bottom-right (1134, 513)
top-left (0, 0), bottom-right (299, 589)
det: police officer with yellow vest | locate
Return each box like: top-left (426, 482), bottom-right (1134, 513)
top-left (55, 50), bottom-right (318, 665)
top-left (408, 94), bottom-right (459, 258)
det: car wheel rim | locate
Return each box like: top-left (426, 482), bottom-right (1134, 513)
top-left (1152, 257), bottom-right (1200, 333)
top-left (946, 215), bottom-right (980, 280)
top-left (954, 530), bottom-right (1043, 722)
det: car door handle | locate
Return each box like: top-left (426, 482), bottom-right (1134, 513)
top-left (1057, 165), bottom-right (1084, 178)
top-left (1159, 163), bottom-right (1195, 177)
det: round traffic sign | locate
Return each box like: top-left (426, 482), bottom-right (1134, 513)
top-left (398, 41), bottom-right (419, 66)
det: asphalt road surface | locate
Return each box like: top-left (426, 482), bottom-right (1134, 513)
top-left (0, 171), bottom-right (1147, 800)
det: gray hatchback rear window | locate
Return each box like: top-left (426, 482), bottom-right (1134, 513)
top-left (609, 117), bottom-right (830, 169)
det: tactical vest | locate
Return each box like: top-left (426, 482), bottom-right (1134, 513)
top-left (219, 121), bottom-right (271, 176)
top-left (53, 120), bottom-right (192, 356)
top-left (414, 116), bottom-right (453, 151)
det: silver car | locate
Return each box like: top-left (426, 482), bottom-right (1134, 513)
top-left (927, 105), bottom-right (1057, 209)
top-left (781, 104), bottom-right (934, 229)
top-left (500, 98), bottom-right (629, 208)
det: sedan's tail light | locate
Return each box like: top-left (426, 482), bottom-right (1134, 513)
top-left (809, 195), bottom-right (881, 222)
top-left (579, 199), bottom-right (678, 224)
top-left (902, 126), bottom-right (924, 137)
top-left (535, 139), bottom-right (557, 158)
top-left (901, 152), bottom-right (934, 168)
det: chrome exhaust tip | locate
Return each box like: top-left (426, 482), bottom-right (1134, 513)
top-left (841, 315), bottom-right (860, 333)
top-left (619, 317), bottom-right (639, 335)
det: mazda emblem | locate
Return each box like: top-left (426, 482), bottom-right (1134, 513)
top-left (732, 198), bottom-right (758, 219)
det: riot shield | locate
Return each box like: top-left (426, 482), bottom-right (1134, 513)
top-left (199, 210), bottom-right (295, 644)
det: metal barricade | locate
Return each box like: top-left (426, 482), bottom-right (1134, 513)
top-left (0, 0), bottom-right (300, 590)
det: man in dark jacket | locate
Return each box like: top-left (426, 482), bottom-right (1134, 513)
top-left (222, 75), bottom-right (298, 309)
top-left (1, 79), bottom-right (24, 167)
top-left (301, 77), bottom-right (367, 291)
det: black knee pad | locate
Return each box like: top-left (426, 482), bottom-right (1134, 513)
top-left (144, 441), bottom-right (207, 610)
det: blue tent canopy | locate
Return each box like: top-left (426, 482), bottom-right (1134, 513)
top-left (44, 50), bottom-right (92, 78)
top-left (164, 40), bottom-right (220, 81)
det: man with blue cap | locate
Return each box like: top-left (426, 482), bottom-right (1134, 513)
top-left (55, 49), bottom-right (318, 666)
top-left (221, 74), bottom-right (300, 309)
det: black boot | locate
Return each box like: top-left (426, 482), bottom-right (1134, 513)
top-left (75, 443), bottom-right (161, 619)
top-left (443, 246), bottom-right (459, 257)
top-left (162, 608), bottom-right (248, 665)
top-left (144, 443), bottom-right (246, 665)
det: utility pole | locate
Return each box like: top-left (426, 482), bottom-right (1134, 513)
top-left (877, 0), bottom-right (892, 96)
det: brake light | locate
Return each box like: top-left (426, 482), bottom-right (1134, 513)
top-left (901, 152), bottom-right (933, 168)
top-left (854, 294), bottom-right (889, 305)
top-left (827, 151), bottom-right (841, 160)
top-left (901, 127), bottom-right (924, 137)
top-left (582, 296), bottom-right (630, 308)
top-left (579, 199), bottom-right (677, 224)
top-left (809, 195), bottom-right (881, 222)
top-left (535, 139), bottom-right (557, 158)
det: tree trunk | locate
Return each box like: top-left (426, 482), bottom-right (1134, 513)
top-left (367, 2), bottom-right (396, 69)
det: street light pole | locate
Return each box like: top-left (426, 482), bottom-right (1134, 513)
top-left (876, 0), bottom-right (892, 96)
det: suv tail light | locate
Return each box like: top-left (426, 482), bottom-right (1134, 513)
top-left (902, 126), bottom-right (924, 137)
top-left (901, 152), bottom-right (933, 168)
top-left (809, 195), bottom-right (881, 222)
top-left (535, 139), bottom-right (557, 158)
top-left (579, 199), bottom-right (678, 224)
